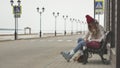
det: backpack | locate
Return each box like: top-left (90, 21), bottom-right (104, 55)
top-left (73, 53), bottom-right (84, 62)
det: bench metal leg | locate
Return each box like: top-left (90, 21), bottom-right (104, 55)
top-left (82, 49), bottom-right (88, 64)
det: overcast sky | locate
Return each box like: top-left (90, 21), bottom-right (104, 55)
top-left (0, 0), bottom-right (104, 34)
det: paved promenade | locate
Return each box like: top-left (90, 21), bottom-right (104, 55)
top-left (0, 34), bottom-right (113, 68)
top-left (44, 54), bottom-right (111, 68)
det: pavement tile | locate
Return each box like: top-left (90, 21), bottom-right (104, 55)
top-left (44, 54), bottom-right (112, 68)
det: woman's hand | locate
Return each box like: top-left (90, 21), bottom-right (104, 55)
top-left (89, 39), bottom-right (100, 42)
top-left (84, 39), bottom-right (90, 42)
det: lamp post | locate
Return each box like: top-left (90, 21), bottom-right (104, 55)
top-left (79, 20), bottom-right (82, 34)
top-left (94, 0), bottom-right (96, 19)
top-left (37, 7), bottom-right (45, 38)
top-left (84, 22), bottom-right (87, 34)
top-left (82, 21), bottom-right (84, 34)
top-left (53, 12), bottom-right (59, 36)
top-left (63, 15), bottom-right (68, 35)
top-left (70, 18), bottom-right (74, 35)
top-left (83, 21), bottom-right (86, 34)
top-left (10, 0), bottom-right (21, 40)
top-left (75, 19), bottom-right (79, 34)
top-left (77, 19), bottom-right (80, 34)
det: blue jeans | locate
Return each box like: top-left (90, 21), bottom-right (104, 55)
top-left (73, 38), bottom-right (86, 53)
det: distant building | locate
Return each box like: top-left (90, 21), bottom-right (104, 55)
top-left (24, 27), bottom-right (31, 34)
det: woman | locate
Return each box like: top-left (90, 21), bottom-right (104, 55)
top-left (61, 15), bottom-right (105, 62)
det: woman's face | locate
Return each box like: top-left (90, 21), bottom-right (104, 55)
top-left (88, 23), bottom-right (97, 33)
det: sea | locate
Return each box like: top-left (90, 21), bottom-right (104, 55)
top-left (0, 29), bottom-right (67, 35)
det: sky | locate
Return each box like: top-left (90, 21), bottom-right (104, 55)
top-left (0, 0), bottom-right (104, 34)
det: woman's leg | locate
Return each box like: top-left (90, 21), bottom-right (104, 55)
top-left (61, 38), bottom-right (86, 62)
top-left (73, 39), bottom-right (86, 53)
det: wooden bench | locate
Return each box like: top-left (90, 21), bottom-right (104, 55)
top-left (82, 31), bottom-right (112, 64)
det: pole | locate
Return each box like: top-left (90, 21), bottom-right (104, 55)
top-left (94, 0), bottom-right (96, 19)
top-left (76, 22), bottom-right (78, 34)
top-left (14, 14), bottom-right (17, 40)
top-left (81, 22), bottom-right (82, 34)
top-left (17, 16), bottom-right (18, 38)
top-left (10, 0), bottom-right (21, 40)
top-left (71, 20), bottom-right (73, 35)
top-left (98, 14), bottom-right (100, 22)
top-left (64, 19), bottom-right (66, 35)
top-left (40, 13), bottom-right (42, 37)
top-left (82, 22), bottom-right (83, 34)
top-left (55, 16), bottom-right (57, 36)
top-left (71, 21), bottom-right (73, 35)
top-left (14, 6), bottom-right (17, 40)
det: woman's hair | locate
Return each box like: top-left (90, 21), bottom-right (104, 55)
top-left (88, 21), bottom-right (97, 32)
top-left (88, 21), bottom-right (100, 38)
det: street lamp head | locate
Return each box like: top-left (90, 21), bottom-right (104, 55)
top-left (74, 19), bottom-right (77, 22)
top-left (66, 15), bottom-right (68, 18)
top-left (53, 12), bottom-right (55, 16)
top-left (70, 18), bottom-right (74, 21)
top-left (73, 18), bottom-right (74, 20)
top-left (10, 0), bottom-right (14, 6)
top-left (37, 7), bottom-right (39, 12)
top-left (42, 7), bottom-right (45, 12)
top-left (76, 19), bottom-right (79, 23)
top-left (70, 18), bottom-right (72, 21)
top-left (17, 0), bottom-right (21, 6)
top-left (78, 20), bottom-right (80, 23)
top-left (53, 12), bottom-right (59, 16)
top-left (63, 15), bottom-right (68, 19)
top-left (57, 12), bottom-right (59, 16)
top-left (63, 15), bottom-right (64, 18)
